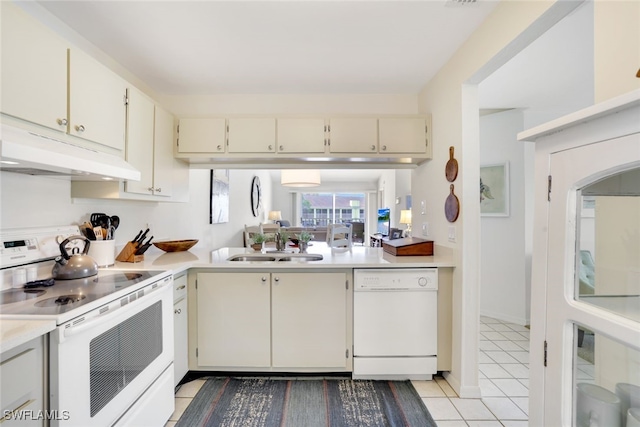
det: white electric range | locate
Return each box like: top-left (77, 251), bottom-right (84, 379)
top-left (0, 226), bottom-right (175, 427)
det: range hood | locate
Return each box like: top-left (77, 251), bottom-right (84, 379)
top-left (0, 124), bottom-right (141, 181)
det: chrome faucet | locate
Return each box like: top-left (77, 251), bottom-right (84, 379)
top-left (275, 232), bottom-right (284, 251)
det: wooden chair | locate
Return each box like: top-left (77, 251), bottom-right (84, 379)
top-left (327, 223), bottom-right (353, 250)
top-left (243, 224), bottom-right (261, 247)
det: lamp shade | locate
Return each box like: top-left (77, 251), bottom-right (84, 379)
top-left (399, 210), bottom-right (412, 225)
top-left (281, 170), bottom-right (321, 187)
top-left (268, 210), bottom-right (282, 221)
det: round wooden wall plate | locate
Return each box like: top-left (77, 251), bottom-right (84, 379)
top-left (445, 146), bottom-right (458, 182)
top-left (445, 184), bottom-right (460, 222)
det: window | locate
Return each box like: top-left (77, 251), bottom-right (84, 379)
top-left (300, 193), bottom-right (365, 227)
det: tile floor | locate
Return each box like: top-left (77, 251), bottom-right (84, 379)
top-left (165, 315), bottom-right (534, 426)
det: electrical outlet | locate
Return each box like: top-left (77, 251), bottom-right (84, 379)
top-left (448, 226), bottom-right (456, 242)
top-left (420, 200), bottom-right (426, 215)
top-left (422, 222), bottom-right (429, 236)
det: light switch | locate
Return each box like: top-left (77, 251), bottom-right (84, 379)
top-left (420, 200), bottom-right (426, 215)
top-left (422, 222), bottom-right (429, 236)
top-left (448, 226), bottom-right (456, 242)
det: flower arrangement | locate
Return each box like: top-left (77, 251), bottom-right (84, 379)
top-left (251, 233), bottom-right (266, 244)
top-left (298, 231), bottom-right (314, 243)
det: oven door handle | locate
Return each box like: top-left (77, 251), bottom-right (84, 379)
top-left (60, 283), bottom-right (169, 341)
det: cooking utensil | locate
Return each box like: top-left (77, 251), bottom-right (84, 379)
top-left (131, 230), bottom-right (143, 243)
top-left (51, 235), bottom-right (98, 280)
top-left (110, 215), bottom-right (120, 229)
top-left (93, 226), bottom-right (104, 240)
top-left (90, 213), bottom-right (106, 227)
top-left (135, 236), bottom-right (154, 255)
top-left (24, 278), bottom-right (55, 288)
top-left (445, 146), bottom-right (458, 182)
top-left (137, 228), bottom-right (150, 245)
top-left (445, 184), bottom-right (460, 222)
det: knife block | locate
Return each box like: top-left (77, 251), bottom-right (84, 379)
top-left (115, 242), bottom-right (144, 263)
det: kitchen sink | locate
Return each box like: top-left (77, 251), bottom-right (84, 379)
top-left (226, 253), bottom-right (323, 262)
top-left (227, 255), bottom-right (278, 262)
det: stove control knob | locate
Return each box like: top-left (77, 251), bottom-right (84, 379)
top-left (418, 277), bottom-right (428, 287)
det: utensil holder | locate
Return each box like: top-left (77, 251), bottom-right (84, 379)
top-left (89, 240), bottom-right (116, 267)
top-left (115, 242), bottom-right (144, 263)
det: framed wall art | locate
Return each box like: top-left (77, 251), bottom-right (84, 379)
top-left (480, 163), bottom-right (510, 217)
top-left (210, 169), bottom-right (230, 224)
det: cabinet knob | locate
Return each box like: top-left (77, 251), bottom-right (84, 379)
top-left (147, 187), bottom-right (154, 192)
top-left (279, 145), bottom-right (284, 151)
top-left (155, 188), bottom-right (162, 193)
top-left (268, 145), bottom-right (273, 151)
top-left (261, 276), bottom-right (267, 282)
top-left (217, 145), bottom-right (222, 151)
top-left (370, 145), bottom-right (376, 151)
top-left (57, 118), bottom-right (68, 126)
top-left (75, 124), bottom-right (85, 132)
top-left (174, 308), bottom-right (181, 314)
top-left (274, 277), bottom-right (280, 283)
top-left (381, 145), bottom-right (387, 151)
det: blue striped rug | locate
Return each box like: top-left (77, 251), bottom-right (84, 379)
top-left (176, 377), bottom-right (436, 427)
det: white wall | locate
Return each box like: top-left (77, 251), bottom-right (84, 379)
top-left (479, 109), bottom-right (529, 325)
top-left (0, 168), bottom-right (272, 252)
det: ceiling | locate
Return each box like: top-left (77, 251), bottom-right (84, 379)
top-left (37, 0), bottom-right (499, 95)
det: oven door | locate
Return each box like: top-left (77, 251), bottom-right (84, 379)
top-left (49, 277), bottom-right (174, 427)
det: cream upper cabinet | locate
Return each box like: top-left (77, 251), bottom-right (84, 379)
top-left (328, 118), bottom-right (378, 153)
top-left (1, 2), bottom-right (68, 132)
top-left (177, 118), bottom-right (226, 153)
top-left (151, 105), bottom-right (175, 197)
top-left (125, 90), bottom-right (174, 198)
top-left (276, 118), bottom-right (326, 153)
top-left (68, 49), bottom-right (127, 151)
top-left (124, 87), bottom-right (155, 196)
top-left (227, 118), bottom-right (276, 153)
top-left (378, 117), bottom-right (429, 154)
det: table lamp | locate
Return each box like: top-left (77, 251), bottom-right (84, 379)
top-left (268, 210), bottom-right (282, 224)
top-left (399, 210), bottom-right (412, 237)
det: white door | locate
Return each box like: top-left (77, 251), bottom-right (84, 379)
top-left (544, 133), bottom-right (640, 426)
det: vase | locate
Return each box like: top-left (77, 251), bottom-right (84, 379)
top-left (299, 241), bottom-right (308, 253)
top-left (251, 243), bottom-right (263, 252)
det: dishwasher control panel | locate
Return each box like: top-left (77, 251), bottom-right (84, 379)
top-left (354, 268), bottom-right (438, 291)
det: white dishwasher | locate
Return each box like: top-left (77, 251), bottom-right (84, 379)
top-left (353, 268), bottom-right (438, 380)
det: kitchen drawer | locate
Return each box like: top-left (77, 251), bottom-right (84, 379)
top-left (173, 273), bottom-right (187, 302)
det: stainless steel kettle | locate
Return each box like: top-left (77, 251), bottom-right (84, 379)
top-left (52, 235), bottom-right (99, 280)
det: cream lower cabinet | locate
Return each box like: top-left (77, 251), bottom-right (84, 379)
top-left (271, 272), bottom-right (347, 368)
top-left (0, 337), bottom-right (45, 426)
top-left (173, 273), bottom-right (189, 386)
top-left (195, 271), bottom-right (351, 371)
top-left (196, 272), bottom-right (271, 368)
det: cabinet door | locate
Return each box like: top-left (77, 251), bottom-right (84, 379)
top-left (1, 2), bottom-right (68, 132)
top-left (152, 105), bottom-right (174, 197)
top-left (173, 297), bottom-right (188, 386)
top-left (272, 272), bottom-right (348, 368)
top-left (69, 49), bottom-right (127, 150)
top-left (227, 118), bottom-right (276, 153)
top-left (196, 273), bottom-right (271, 367)
top-left (328, 118), bottom-right (378, 153)
top-left (124, 87), bottom-right (155, 196)
top-left (177, 118), bottom-right (226, 153)
top-left (378, 118), bottom-right (428, 154)
top-left (277, 118), bottom-right (326, 153)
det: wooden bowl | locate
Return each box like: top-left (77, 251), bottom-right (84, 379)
top-left (153, 239), bottom-right (198, 252)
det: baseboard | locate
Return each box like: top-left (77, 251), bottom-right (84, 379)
top-left (442, 372), bottom-right (482, 398)
top-left (480, 309), bottom-right (529, 326)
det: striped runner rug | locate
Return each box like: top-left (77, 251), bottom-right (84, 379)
top-left (176, 377), bottom-right (436, 427)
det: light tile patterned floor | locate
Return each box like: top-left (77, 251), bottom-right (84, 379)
top-left (166, 316), bottom-right (533, 426)
top-left (411, 316), bottom-right (530, 426)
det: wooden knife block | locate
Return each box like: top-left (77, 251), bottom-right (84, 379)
top-left (115, 242), bottom-right (144, 263)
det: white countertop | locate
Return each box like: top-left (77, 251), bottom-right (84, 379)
top-left (0, 319), bottom-right (56, 354)
top-left (106, 243), bottom-right (455, 272)
top-left (1, 243), bottom-right (455, 353)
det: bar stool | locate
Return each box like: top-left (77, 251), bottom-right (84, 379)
top-left (616, 383), bottom-right (640, 427)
